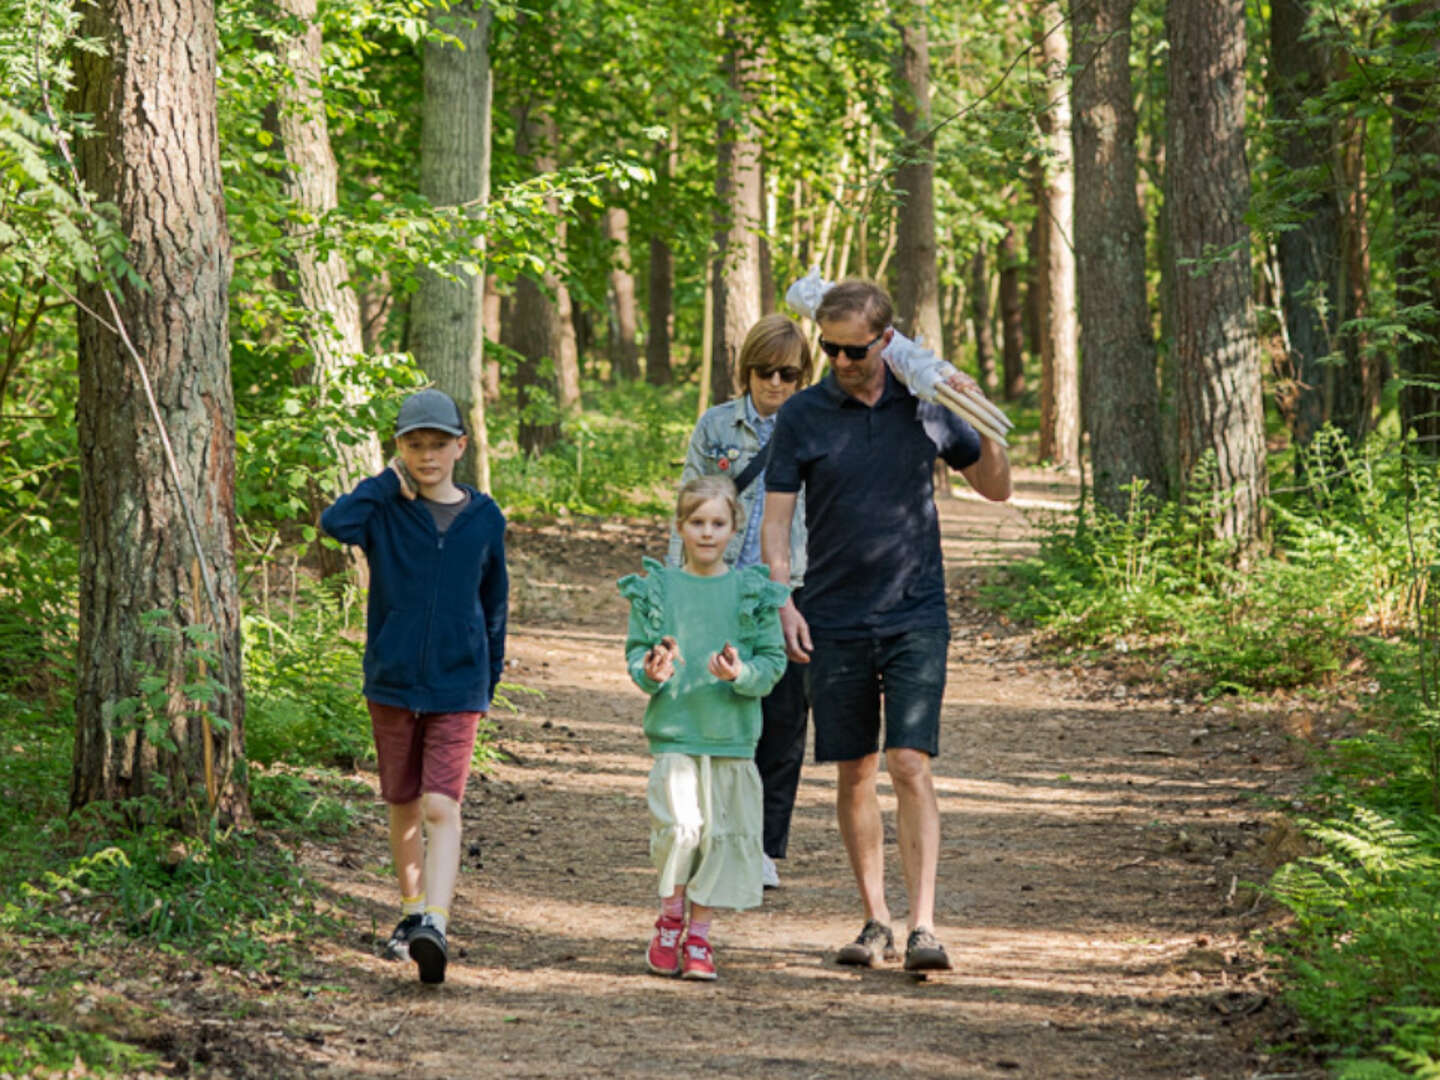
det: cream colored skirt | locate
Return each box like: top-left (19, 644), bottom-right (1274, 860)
top-left (648, 752), bottom-right (763, 911)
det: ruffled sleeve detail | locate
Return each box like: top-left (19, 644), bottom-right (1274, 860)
top-left (617, 556), bottom-right (668, 641)
top-left (736, 564), bottom-right (790, 639)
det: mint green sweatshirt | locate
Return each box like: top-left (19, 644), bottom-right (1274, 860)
top-left (619, 558), bottom-right (790, 757)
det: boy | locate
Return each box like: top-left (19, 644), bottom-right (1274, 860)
top-left (321, 388), bottom-right (508, 984)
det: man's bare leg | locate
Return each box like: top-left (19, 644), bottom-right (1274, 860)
top-left (886, 747), bottom-right (940, 932)
top-left (836, 753), bottom-right (891, 926)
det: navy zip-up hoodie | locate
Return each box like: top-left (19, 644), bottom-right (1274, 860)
top-left (321, 469), bottom-right (508, 713)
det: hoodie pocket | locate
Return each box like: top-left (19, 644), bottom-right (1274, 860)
top-left (431, 613), bottom-right (485, 679)
top-left (369, 610), bottom-right (424, 688)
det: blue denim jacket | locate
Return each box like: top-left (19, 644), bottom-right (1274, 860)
top-left (667, 395), bottom-right (807, 586)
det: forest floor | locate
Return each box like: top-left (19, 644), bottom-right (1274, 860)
top-left (11, 466), bottom-right (1337, 1079)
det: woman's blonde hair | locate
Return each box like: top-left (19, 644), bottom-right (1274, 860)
top-left (736, 314), bottom-right (813, 393)
top-left (675, 474), bottom-right (745, 536)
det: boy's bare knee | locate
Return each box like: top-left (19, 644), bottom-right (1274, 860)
top-left (421, 792), bottom-right (461, 827)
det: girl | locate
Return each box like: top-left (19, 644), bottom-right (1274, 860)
top-left (619, 475), bottom-right (789, 980)
top-left (667, 315), bottom-right (813, 890)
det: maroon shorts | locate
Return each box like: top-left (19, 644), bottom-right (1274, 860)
top-left (367, 701), bottom-right (482, 804)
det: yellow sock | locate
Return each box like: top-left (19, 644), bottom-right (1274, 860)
top-left (423, 905), bottom-right (449, 935)
top-left (402, 894), bottom-right (426, 917)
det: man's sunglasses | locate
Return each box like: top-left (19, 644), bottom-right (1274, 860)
top-left (753, 366), bottom-right (803, 383)
top-left (817, 332), bottom-right (884, 361)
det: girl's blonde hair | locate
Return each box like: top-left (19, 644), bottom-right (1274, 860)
top-left (675, 474), bottom-right (745, 536)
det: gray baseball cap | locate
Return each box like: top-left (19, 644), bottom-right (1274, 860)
top-left (394, 388), bottom-right (465, 437)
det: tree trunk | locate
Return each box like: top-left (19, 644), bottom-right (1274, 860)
top-left (1035, 3), bottom-right (1080, 467)
top-left (605, 207), bottom-right (641, 380)
top-left (892, 0), bottom-right (944, 354)
top-left (646, 135), bottom-right (675, 386)
top-left (1392, 0), bottom-right (1440, 452)
top-left (482, 271), bottom-right (501, 402)
top-left (508, 103), bottom-right (565, 454)
top-left (711, 27), bottom-right (764, 406)
top-left (412, 0), bottom-right (492, 490)
top-left (72, 0), bottom-right (246, 823)
top-left (970, 245), bottom-right (997, 389)
top-left (1269, 0), bottom-right (1377, 450)
top-left (1071, 0), bottom-right (1168, 513)
top-left (998, 222), bottom-right (1026, 399)
top-left (1166, 0), bottom-right (1269, 542)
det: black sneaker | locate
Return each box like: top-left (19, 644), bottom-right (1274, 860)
top-left (903, 927), bottom-right (953, 972)
top-left (408, 917), bottom-right (449, 984)
top-left (382, 914), bottom-right (424, 961)
top-left (836, 919), bottom-right (897, 967)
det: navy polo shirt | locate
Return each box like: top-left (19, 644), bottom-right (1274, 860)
top-left (764, 369), bottom-right (981, 638)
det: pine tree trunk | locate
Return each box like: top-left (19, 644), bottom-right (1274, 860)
top-left (1269, 0), bottom-right (1377, 450)
top-left (508, 104), bottom-right (565, 454)
top-left (891, 0), bottom-right (944, 352)
top-left (999, 222), bottom-right (1026, 399)
top-left (412, 0), bottom-right (492, 490)
top-left (605, 207), bottom-right (641, 380)
top-left (646, 234), bottom-right (674, 386)
top-left (1035, 3), bottom-right (1080, 467)
top-left (71, 0), bottom-right (247, 823)
top-left (1166, 0), bottom-right (1269, 542)
top-left (970, 245), bottom-right (997, 389)
top-left (646, 135), bottom-right (675, 386)
top-left (1392, 0), bottom-right (1440, 452)
top-left (1072, 0), bottom-right (1168, 513)
top-left (711, 28), bottom-right (763, 406)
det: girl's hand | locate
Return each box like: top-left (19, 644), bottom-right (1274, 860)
top-left (707, 642), bottom-right (742, 682)
top-left (643, 636), bottom-right (681, 684)
top-left (389, 456), bottom-right (417, 500)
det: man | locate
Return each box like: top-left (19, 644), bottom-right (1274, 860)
top-left (760, 280), bottom-right (1010, 971)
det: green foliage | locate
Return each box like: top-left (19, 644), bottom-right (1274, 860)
top-left (1266, 808), bottom-right (1440, 1072)
top-left (0, 1012), bottom-right (159, 1077)
top-left (490, 378), bottom-right (695, 517)
top-left (242, 579), bottom-right (373, 770)
top-left (1, 809), bottom-right (331, 973)
top-left (986, 439), bottom-right (1439, 692)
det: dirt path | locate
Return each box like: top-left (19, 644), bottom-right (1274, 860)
top-left (283, 467), bottom-right (1317, 1080)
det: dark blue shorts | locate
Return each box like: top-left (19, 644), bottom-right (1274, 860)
top-left (807, 628), bottom-right (950, 762)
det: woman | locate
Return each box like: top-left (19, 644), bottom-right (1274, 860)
top-left (668, 314), bottom-right (812, 890)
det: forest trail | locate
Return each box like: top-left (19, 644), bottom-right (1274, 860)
top-left (287, 466), bottom-right (1316, 1080)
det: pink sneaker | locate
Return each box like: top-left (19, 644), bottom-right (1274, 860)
top-left (646, 915), bottom-right (684, 976)
top-left (680, 934), bottom-right (717, 981)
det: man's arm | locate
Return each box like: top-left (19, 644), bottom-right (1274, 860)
top-left (760, 491), bottom-right (812, 662)
top-left (938, 372), bottom-right (1011, 502)
top-left (960, 436), bottom-right (1012, 502)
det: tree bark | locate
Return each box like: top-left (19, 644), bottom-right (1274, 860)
top-left (412, 0), bottom-right (492, 490)
top-left (998, 222), bottom-right (1027, 399)
top-left (482, 271), bottom-right (501, 402)
top-left (892, 0), bottom-right (944, 354)
top-left (1071, 0), bottom-right (1168, 513)
top-left (970, 245), bottom-right (997, 389)
top-left (711, 26), bottom-right (764, 406)
top-left (1035, 3), bottom-right (1080, 467)
top-left (1269, 0), bottom-right (1377, 450)
top-left (1392, 0), bottom-right (1440, 452)
top-left (509, 103), bottom-right (565, 454)
top-left (646, 135), bottom-right (675, 386)
top-left (605, 206), bottom-right (641, 380)
top-left (1165, 0), bottom-right (1269, 542)
top-left (71, 0), bottom-right (246, 822)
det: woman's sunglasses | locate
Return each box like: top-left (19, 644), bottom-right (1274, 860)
top-left (817, 332), bottom-right (884, 361)
top-left (752, 366), bottom-right (803, 383)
